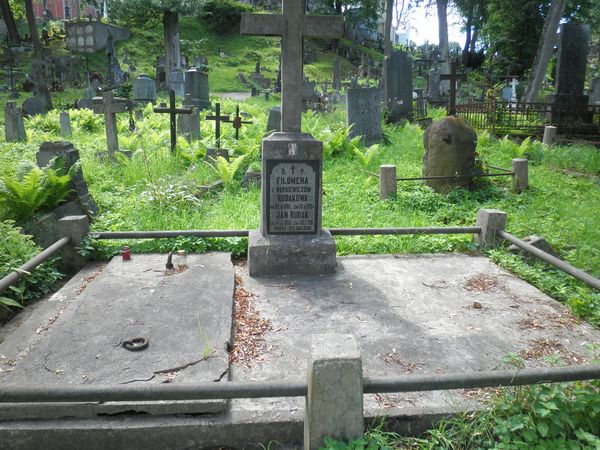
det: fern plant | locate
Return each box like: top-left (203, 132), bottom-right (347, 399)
top-left (206, 155), bottom-right (246, 189)
top-left (353, 144), bottom-right (380, 168)
top-left (0, 158), bottom-right (78, 222)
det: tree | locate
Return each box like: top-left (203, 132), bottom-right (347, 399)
top-left (522, 0), bottom-right (567, 102)
top-left (24, 0), bottom-right (42, 57)
top-left (0, 0), bottom-right (20, 45)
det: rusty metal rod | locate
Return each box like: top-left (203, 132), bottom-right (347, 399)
top-left (0, 237), bottom-right (71, 294)
top-left (397, 173), bottom-right (513, 182)
top-left (498, 230), bottom-right (600, 291)
top-left (329, 227), bottom-right (481, 236)
top-left (486, 165), bottom-right (513, 173)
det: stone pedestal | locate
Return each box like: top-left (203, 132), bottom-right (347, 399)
top-left (248, 230), bottom-right (336, 277)
top-left (247, 132), bottom-right (336, 277)
top-left (184, 68), bottom-right (210, 111)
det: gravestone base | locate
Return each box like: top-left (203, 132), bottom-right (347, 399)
top-left (545, 93), bottom-right (592, 125)
top-left (206, 148), bottom-right (229, 161)
top-left (247, 229), bottom-right (336, 277)
top-left (95, 149), bottom-right (132, 160)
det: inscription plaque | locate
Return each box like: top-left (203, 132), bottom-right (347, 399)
top-left (266, 159), bottom-right (319, 234)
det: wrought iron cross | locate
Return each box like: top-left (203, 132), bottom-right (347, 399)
top-left (440, 61), bottom-right (467, 116)
top-left (153, 90), bottom-right (194, 153)
top-left (224, 105), bottom-right (253, 141)
top-left (206, 103), bottom-right (231, 148)
top-left (241, 0), bottom-right (344, 132)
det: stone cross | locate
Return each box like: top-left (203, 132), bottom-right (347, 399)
top-left (92, 91), bottom-right (128, 155)
top-left (440, 61), bottom-right (466, 116)
top-left (154, 89), bottom-right (194, 152)
top-left (241, 0), bottom-right (344, 132)
top-left (225, 105), bottom-right (253, 141)
top-left (206, 103), bottom-right (230, 148)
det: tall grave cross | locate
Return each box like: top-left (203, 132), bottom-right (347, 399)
top-left (206, 103), bottom-right (230, 148)
top-left (440, 61), bottom-right (466, 116)
top-left (92, 91), bottom-right (128, 155)
top-left (154, 90), bottom-right (194, 152)
top-left (241, 0), bottom-right (344, 132)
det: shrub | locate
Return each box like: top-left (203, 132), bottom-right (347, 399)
top-left (197, 0), bottom-right (254, 34)
top-left (0, 221), bottom-right (63, 310)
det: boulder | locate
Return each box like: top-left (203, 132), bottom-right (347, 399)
top-left (423, 116), bottom-right (477, 194)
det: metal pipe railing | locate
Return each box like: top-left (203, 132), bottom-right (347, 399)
top-left (92, 227), bottom-right (482, 240)
top-left (363, 365), bottom-right (600, 394)
top-left (0, 365), bottom-right (598, 404)
top-left (498, 230), bottom-right (600, 291)
top-left (0, 237), bottom-right (71, 294)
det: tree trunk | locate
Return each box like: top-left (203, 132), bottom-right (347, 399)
top-left (469, 27), bottom-right (478, 53)
top-left (437, 0), bottom-right (450, 94)
top-left (461, 1), bottom-right (474, 65)
top-left (0, 0), bottom-right (20, 44)
top-left (522, 0), bottom-right (566, 103)
top-left (163, 10), bottom-right (181, 90)
top-left (24, 0), bottom-right (43, 57)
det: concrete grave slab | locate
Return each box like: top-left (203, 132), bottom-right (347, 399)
top-left (233, 253), bottom-right (599, 418)
top-left (0, 253), bottom-right (234, 419)
top-left (1, 253), bottom-right (598, 449)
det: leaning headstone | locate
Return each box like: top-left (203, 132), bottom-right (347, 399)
top-left (4, 101), bottom-right (26, 142)
top-left (22, 97), bottom-right (45, 117)
top-left (384, 50), bottom-right (413, 122)
top-left (589, 76), bottom-right (600, 105)
top-left (59, 111), bottom-right (72, 136)
top-left (423, 116), bottom-right (477, 194)
top-left (184, 67), bottom-right (210, 110)
top-left (241, 0), bottom-right (343, 277)
top-left (545, 24), bottom-right (591, 125)
top-left (132, 74), bottom-right (157, 104)
top-left (266, 106), bottom-right (281, 132)
top-left (346, 87), bottom-right (381, 145)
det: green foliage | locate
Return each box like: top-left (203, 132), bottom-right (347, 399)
top-left (324, 381), bottom-right (600, 449)
top-left (207, 155), bottom-right (247, 188)
top-left (197, 0), bottom-right (253, 34)
top-left (0, 221), bottom-right (63, 308)
top-left (0, 158), bottom-right (77, 222)
top-left (352, 144), bottom-right (380, 168)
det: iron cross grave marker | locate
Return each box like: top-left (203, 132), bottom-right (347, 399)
top-left (153, 89), bottom-right (194, 152)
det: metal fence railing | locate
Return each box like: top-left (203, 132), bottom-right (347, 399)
top-left (455, 100), bottom-right (600, 138)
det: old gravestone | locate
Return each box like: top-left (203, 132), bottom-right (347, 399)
top-left (178, 94), bottom-right (200, 142)
top-left (29, 59), bottom-right (53, 112)
top-left (4, 101), bottom-right (26, 142)
top-left (170, 70), bottom-right (186, 97)
top-left (59, 111), bottom-right (72, 136)
top-left (132, 74), bottom-right (157, 104)
top-left (241, 0), bottom-right (344, 277)
top-left (588, 77), bottom-right (600, 105)
top-left (184, 67), bottom-right (210, 110)
top-left (346, 87), bottom-right (381, 146)
top-left (22, 97), bottom-right (45, 117)
top-left (332, 55), bottom-right (342, 91)
top-left (266, 106), bottom-right (281, 133)
top-left (384, 49), bottom-right (413, 122)
top-left (427, 66), bottom-right (443, 104)
top-left (545, 24), bottom-right (591, 125)
top-left (423, 116), bottom-right (477, 194)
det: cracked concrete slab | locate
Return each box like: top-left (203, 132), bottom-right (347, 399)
top-left (1, 253), bottom-right (598, 449)
top-left (0, 253), bottom-right (234, 418)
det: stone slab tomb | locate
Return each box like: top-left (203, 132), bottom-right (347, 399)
top-left (0, 253), bottom-right (234, 418)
